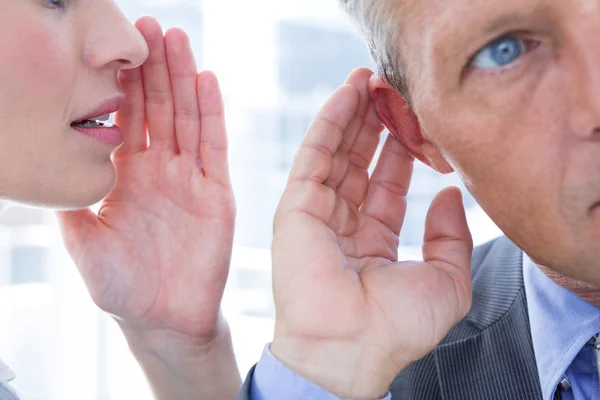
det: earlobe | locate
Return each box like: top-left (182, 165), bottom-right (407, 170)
top-left (422, 142), bottom-right (454, 174)
top-left (368, 75), bottom-right (454, 174)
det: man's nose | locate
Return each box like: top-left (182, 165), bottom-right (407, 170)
top-left (566, 8), bottom-right (600, 140)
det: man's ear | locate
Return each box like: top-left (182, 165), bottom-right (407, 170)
top-left (368, 75), bottom-right (453, 174)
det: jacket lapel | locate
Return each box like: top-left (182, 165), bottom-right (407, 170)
top-left (433, 237), bottom-right (543, 400)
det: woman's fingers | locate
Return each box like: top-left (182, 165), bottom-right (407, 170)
top-left (116, 67), bottom-right (147, 153)
top-left (197, 71), bottom-right (230, 181)
top-left (360, 135), bottom-right (414, 236)
top-left (136, 17), bottom-right (177, 152)
top-left (165, 28), bottom-right (200, 156)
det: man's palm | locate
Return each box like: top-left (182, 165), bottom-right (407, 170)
top-left (271, 69), bottom-right (473, 398)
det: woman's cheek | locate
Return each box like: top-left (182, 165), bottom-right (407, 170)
top-left (18, 24), bottom-right (71, 95)
top-left (2, 27), bottom-right (75, 147)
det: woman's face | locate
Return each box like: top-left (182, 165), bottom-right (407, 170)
top-left (0, 0), bottom-right (148, 208)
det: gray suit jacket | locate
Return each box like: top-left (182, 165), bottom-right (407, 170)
top-left (238, 236), bottom-right (546, 399)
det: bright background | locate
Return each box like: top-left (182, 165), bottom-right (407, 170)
top-left (0, 0), bottom-right (502, 398)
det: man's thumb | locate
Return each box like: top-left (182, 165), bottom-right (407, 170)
top-left (422, 186), bottom-right (473, 287)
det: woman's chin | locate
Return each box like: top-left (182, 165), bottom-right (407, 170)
top-left (53, 180), bottom-right (116, 211)
top-left (8, 168), bottom-right (117, 211)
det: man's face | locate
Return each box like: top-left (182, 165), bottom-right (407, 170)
top-left (394, 0), bottom-right (600, 283)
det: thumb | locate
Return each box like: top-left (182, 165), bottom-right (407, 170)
top-left (422, 186), bottom-right (473, 297)
top-left (56, 209), bottom-right (97, 260)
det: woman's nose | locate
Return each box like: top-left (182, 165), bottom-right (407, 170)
top-left (83, 5), bottom-right (149, 71)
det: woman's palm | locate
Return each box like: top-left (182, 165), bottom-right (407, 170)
top-left (58, 19), bottom-right (234, 341)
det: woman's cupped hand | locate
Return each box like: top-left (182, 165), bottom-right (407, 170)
top-left (57, 16), bottom-right (235, 353)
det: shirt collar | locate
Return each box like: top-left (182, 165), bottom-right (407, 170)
top-left (523, 252), bottom-right (600, 400)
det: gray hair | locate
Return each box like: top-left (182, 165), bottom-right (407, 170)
top-left (338, 0), bottom-right (410, 99)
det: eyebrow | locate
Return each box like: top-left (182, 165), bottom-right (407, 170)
top-left (480, 2), bottom-right (549, 37)
top-left (432, 1), bottom-right (550, 65)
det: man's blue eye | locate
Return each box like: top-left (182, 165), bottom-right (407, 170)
top-left (471, 35), bottom-right (527, 69)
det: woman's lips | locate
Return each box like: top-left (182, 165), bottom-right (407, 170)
top-left (71, 124), bottom-right (123, 146)
top-left (70, 96), bottom-right (125, 147)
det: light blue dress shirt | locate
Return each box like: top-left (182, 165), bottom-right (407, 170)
top-left (523, 253), bottom-right (600, 400)
top-left (250, 252), bottom-right (600, 400)
top-left (251, 345), bottom-right (391, 400)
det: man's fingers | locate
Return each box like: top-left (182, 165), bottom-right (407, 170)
top-left (165, 28), bottom-right (200, 156)
top-left (361, 135), bottom-right (414, 235)
top-left (197, 71), bottom-right (230, 182)
top-left (136, 17), bottom-right (177, 152)
top-left (116, 67), bottom-right (147, 153)
top-left (336, 103), bottom-right (384, 208)
top-left (289, 85), bottom-right (360, 184)
top-left (324, 68), bottom-right (375, 189)
top-left (334, 69), bottom-right (384, 207)
top-left (422, 187), bottom-right (473, 291)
